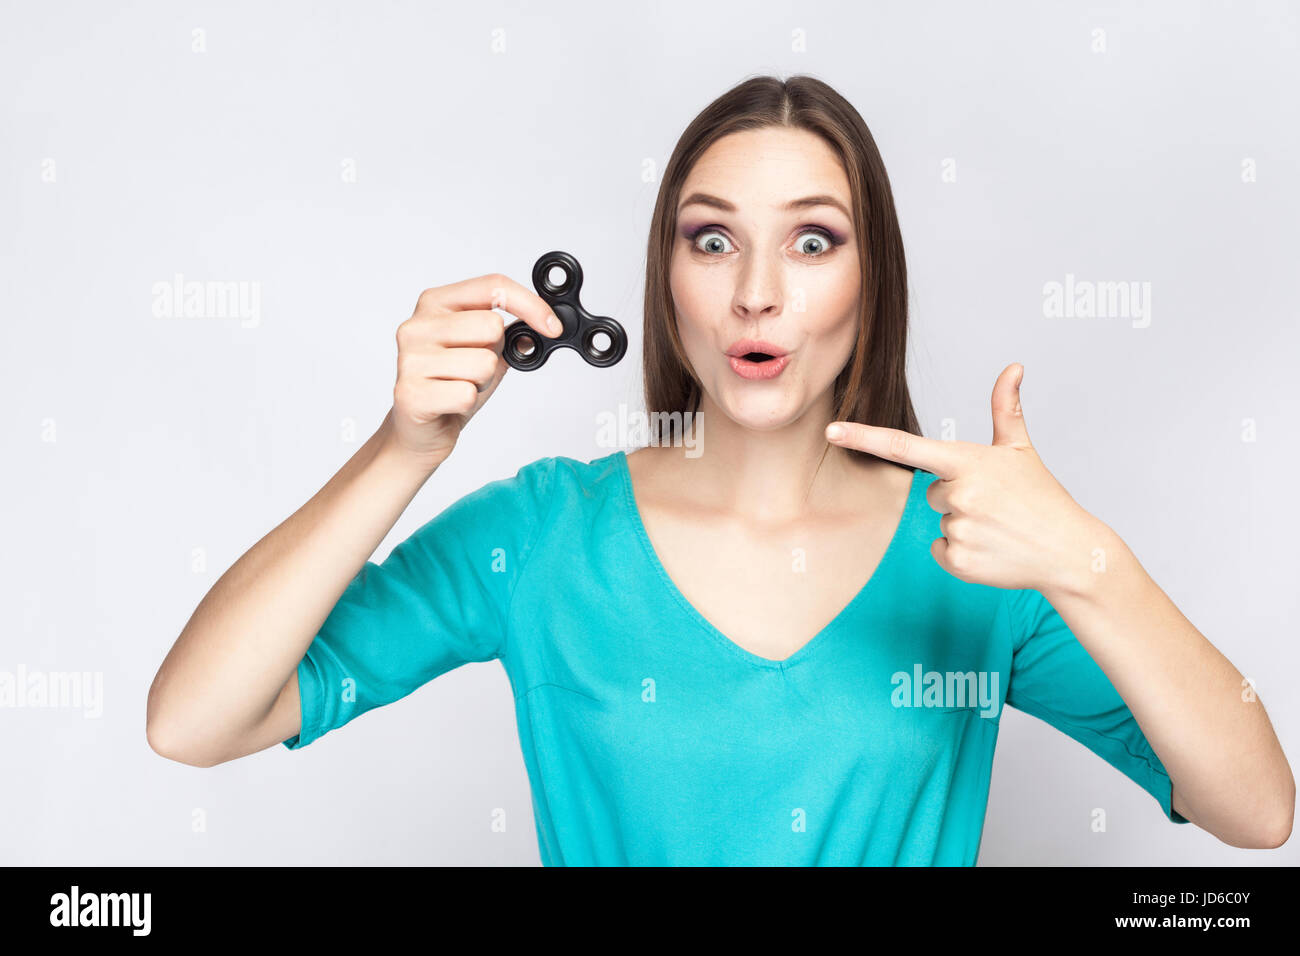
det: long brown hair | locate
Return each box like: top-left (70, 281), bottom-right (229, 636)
top-left (642, 73), bottom-right (921, 469)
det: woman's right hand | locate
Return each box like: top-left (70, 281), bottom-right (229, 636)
top-left (382, 273), bottom-right (562, 473)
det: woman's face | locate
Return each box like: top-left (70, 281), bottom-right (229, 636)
top-left (670, 125), bottom-right (861, 432)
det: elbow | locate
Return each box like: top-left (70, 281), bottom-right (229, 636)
top-left (1198, 770), bottom-right (1295, 849)
top-left (146, 717), bottom-right (218, 769)
top-left (146, 669), bottom-right (218, 768)
top-left (1250, 816), bottom-right (1291, 850)
top-left (1246, 777), bottom-right (1295, 850)
top-left (1257, 792), bottom-right (1295, 850)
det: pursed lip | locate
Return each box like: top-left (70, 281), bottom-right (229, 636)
top-left (725, 338), bottom-right (789, 358)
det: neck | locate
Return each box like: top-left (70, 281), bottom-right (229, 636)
top-left (653, 390), bottom-right (881, 524)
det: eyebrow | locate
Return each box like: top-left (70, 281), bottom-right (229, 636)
top-left (677, 192), bottom-right (852, 220)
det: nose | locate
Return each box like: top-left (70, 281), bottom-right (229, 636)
top-left (732, 255), bottom-right (782, 321)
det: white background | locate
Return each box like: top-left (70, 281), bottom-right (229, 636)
top-left (2, 0), bottom-right (1296, 865)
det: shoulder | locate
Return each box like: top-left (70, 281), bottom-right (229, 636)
top-left (451, 454), bottom-right (557, 513)
top-left (451, 450), bottom-right (626, 520)
top-left (893, 467), bottom-right (1048, 646)
top-left (552, 450), bottom-right (628, 498)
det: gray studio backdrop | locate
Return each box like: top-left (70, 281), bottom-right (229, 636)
top-left (2, 0), bottom-right (1296, 865)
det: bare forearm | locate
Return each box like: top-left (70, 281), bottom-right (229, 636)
top-left (147, 410), bottom-right (435, 761)
top-left (1044, 521), bottom-right (1295, 848)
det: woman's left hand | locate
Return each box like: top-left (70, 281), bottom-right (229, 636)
top-left (825, 363), bottom-right (1107, 597)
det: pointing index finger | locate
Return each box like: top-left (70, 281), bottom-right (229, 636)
top-left (826, 422), bottom-right (966, 478)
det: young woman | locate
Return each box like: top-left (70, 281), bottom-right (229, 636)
top-left (147, 74), bottom-right (1294, 865)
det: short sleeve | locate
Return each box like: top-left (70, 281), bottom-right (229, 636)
top-left (282, 456), bottom-right (557, 750)
top-left (1003, 587), bottom-right (1190, 824)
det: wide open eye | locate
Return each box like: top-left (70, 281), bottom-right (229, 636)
top-left (692, 229), bottom-right (734, 255)
top-left (794, 227), bottom-right (838, 257)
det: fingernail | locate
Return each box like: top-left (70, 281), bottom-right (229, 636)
top-left (548, 314), bottom-right (562, 335)
top-left (826, 424), bottom-right (845, 441)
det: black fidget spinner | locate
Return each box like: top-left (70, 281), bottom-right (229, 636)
top-left (502, 250), bottom-right (628, 371)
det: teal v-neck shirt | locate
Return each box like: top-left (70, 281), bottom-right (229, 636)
top-left (283, 450), bottom-right (1187, 864)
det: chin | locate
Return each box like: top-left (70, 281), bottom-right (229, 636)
top-left (711, 386), bottom-right (808, 431)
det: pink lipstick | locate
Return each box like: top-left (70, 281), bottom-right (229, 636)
top-left (726, 339), bottom-right (790, 381)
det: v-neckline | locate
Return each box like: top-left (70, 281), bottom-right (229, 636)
top-left (616, 449), bottom-right (922, 671)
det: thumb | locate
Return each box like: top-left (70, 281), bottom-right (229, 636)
top-left (991, 363), bottom-right (1031, 447)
